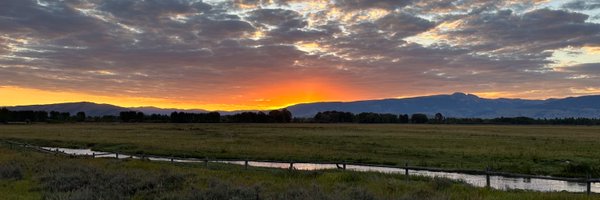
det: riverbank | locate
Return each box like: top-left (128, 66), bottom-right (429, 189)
top-left (2, 123), bottom-right (600, 178)
top-left (13, 142), bottom-right (600, 194)
top-left (0, 144), bottom-right (597, 199)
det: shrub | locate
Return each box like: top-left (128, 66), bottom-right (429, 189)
top-left (430, 177), bottom-right (454, 190)
top-left (38, 163), bottom-right (189, 200)
top-left (0, 161), bottom-right (23, 180)
top-left (562, 162), bottom-right (597, 177)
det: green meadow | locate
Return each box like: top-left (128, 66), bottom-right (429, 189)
top-left (0, 142), bottom-right (597, 200)
top-left (2, 123), bottom-right (600, 178)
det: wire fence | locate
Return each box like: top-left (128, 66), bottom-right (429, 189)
top-left (1, 139), bottom-right (598, 194)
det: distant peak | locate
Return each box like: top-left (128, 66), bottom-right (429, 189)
top-left (450, 92), bottom-right (479, 99)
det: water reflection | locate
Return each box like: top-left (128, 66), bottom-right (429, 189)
top-left (41, 147), bottom-right (597, 193)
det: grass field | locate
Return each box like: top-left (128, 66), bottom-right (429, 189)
top-left (0, 143), bottom-right (598, 199)
top-left (2, 123), bottom-right (600, 178)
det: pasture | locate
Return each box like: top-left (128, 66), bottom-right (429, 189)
top-left (0, 142), bottom-right (598, 199)
top-left (2, 123), bottom-right (600, 177)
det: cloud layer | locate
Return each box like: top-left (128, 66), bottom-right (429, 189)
top-left (1, 0), bottom-right (599, 109)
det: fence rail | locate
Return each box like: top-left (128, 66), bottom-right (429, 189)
top-left (1, 139), bottom-right (597, 194)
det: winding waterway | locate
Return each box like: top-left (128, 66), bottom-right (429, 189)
top-left (41, 146), bottom-right (600, 193)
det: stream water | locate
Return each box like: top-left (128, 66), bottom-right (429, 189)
top-left (41, 146), bottom-right (599, 193)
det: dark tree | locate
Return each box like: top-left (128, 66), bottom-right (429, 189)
top-left (398, 114), bottom-right (410, 123)
top-left (0, 108), bottom-right (8, 123)
top-left (268, 109), bottom-right (292, 123)
top-left (230, 112), bottom-right (260, 123)
top-left (281, 108), bottom-right (292, 123)
top-left (99, 115), bottom-right (118, 122)
top-left (268, 110), bottom-right (283, 123)
top-left (434, 113), bottom-right (445, 123)
top-left (170, 112), bottom-right (220, 123)
top-left (491, 117), bottom-right (535, 125)
top-left (49, 111), bottom-right (61, 120)
top-left (75, 112), bottom-right (86, 122)
top-left (34, 111), bottom-right (48, 122)
top-left (411, 113), bottom-right (429, 124)
top-left (60, 112), bottom-right (70, 121)
top-left (148, 114), bottom-right (169, 122)
top-left (120, 111), bottom-right (145, 122)
top-left (47, 111), bottom-right (69, 121)
top-left (225, 109), bottom-right (291, 123)
top-left (357, 112), bottom-right (380, 123)
top-left (256, 112), bottom-right (269, 123)
top-left (313, 111), bottom-right (355, 123)
top-left (356, 112), bottom-right (398, 123)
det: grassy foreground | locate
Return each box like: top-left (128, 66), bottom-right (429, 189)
top-left (0, 144), bottom-right (596, 200)
top-left (1, 123), bottom-right (600, 178)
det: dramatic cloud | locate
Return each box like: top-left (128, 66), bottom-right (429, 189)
top-left (1, 0), bottom-right (599, 110)
top-left (334, 0), bottom-right (413, 10)
top-left (445, 9), bottom-right (600, 52)
top-left (563, 0), bottom-right (600, 10)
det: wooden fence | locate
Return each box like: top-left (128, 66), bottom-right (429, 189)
top-left (1, 140), bottom-right (597, 195)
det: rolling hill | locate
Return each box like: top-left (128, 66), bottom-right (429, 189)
top-left (4, 93), bottom-right (600, 118)
top-left (286, 92), bottom-right (600, 118)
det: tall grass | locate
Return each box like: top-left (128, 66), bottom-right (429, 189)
top-left (2, 123), bottom-right (600, 177)
top-left (0, 145), bottom-right (598, 199)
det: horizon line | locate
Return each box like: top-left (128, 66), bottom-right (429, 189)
top-left (2, 92), bottom-right (595, 112)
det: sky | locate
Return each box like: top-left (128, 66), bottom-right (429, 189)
top-left (1, 0), bottom-right (599, 111)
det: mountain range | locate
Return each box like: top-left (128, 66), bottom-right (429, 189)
top-left (5, 92), bottom-right (600, 118)
top-left (286, 93), bottom-right (600, 118)
top-left (6, 102), bottom-right (206, 117)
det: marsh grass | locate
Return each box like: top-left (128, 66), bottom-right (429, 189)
top-left (0, 145), bottom-right (598, 199)
top-left (2, 123), bottom-right (600, 178)
top-left (0, 160), bottom-right (23, 180)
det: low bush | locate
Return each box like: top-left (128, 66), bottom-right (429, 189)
top-left (0, 161), bottom-right (23, 180)
top-left (38, 163), bottom-right (189, 200)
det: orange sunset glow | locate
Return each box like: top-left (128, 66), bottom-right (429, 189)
top-left (0, 77), bottom-right (366, 111)
top-left (4, 1), bottom-right (600, 198)
top-left (1, 0), bottom-right (599, 111)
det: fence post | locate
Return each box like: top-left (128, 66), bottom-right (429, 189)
top-left (485, 167), bottom-right (491, 189)
top-left (343, 161), bottom-right (346, 170)
top-left (115, 152), bottom-right (119, 159)
top-left (245, 160), bottom-right (249, 170)
top-left (404, 162), bottom-right (410, 181)
top-left (289, 162), bottom-right (294, 171)
top-left (204, 157), bottom-right (209, 168)
top-left (587, 174), bottom-right (591, 195)
top-left (170, 155), bottom-right (174, 163)
top-left (255, 187), bottom-right (260, 200)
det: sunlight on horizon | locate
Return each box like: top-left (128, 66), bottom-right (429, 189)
top-left (0, 81), bottom-right (366, 110)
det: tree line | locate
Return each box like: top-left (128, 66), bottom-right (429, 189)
top-left (308, 111), bottom-right (433, 124)
top-left (2, 107), bottom-right (599, 125)
top-left (305, 111), bottom-right (600, 125)
top-left (0, 108), bottom-right (87, 123)
top-left (0, 108), bottom-right (292, 123)
top-left (221, 109), bottom-right (292, 123)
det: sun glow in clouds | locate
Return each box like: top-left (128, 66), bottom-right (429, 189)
top-left (405, 19), bottom-right (463, 46)
top-left (294, 41), bottom-right (325, 53)
top-left (239, 78), bottom-right (365, 108)
top-left (2, 0), bottom-right (600, 110)
top-left (0, 77), bottom-right (366, 111)
top-left (550, 46), bottom-right (600, 70)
